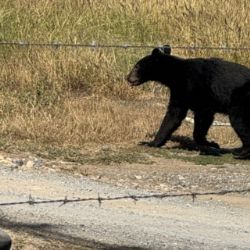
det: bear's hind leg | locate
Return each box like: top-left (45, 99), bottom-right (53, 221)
top-left (193, 111), bottom-right (219, 149)
top-left (193, 111), bottom-right (220, 156)
top-left (229, 106), bottom-right (250, 159)
top-left (230, 85), bottom-right (250, 159)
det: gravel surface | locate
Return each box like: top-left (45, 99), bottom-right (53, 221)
top-left (0, 155), bottom-right (250, 250)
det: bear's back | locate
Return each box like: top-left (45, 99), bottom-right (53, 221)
top-left (180, 57), bottom-right (250, 111)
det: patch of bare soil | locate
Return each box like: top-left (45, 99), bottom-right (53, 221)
top-left (42, 151), bottom-right (249, 198)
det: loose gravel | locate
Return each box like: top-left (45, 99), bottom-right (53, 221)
top-left (0, 154), bottom-right (250, 249)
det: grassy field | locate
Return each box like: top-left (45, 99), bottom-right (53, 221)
top-left (0, 0), bottom-right (249, 158)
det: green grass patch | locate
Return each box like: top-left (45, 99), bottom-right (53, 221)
top-left (0, 138), bottom-right (247, 166)
top-left (129, 145), bottom-right (247, 166)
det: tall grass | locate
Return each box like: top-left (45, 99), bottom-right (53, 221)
top-left (0, 0), bottom-right (249, 149)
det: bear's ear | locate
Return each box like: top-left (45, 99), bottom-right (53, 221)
top-left (152, 45), bottom-right (171, 57)
top-left (161, 45), bottom-right (171, 55)
top-left (151, 48), bottom-right (162, 57)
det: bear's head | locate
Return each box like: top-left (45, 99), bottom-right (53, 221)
top-left (126, 45), bottom-right (171, 86)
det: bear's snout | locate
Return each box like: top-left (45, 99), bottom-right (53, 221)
top-left (126, 73), bottom-right (139, 86)
top-left (126, 68), bottom-right (142, 86)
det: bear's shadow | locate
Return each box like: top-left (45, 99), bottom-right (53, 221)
top-left (169, 135), bottom-right (238, 155)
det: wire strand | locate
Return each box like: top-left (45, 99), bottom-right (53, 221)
top-left (0, 188), bottom-right (249, 207)
top-left (1, 41), bottom-right (250, 51)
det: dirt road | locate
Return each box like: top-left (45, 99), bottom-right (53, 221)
top-left (0, 155), bottom-right (250, 250)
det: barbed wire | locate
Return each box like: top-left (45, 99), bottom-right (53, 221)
top-left (0, 188), bottom-right (249, 207)
top-left (1, 41), bottom-right (250, 51)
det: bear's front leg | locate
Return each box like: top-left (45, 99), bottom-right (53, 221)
top-left (140, 104), bottom-right (188, 147)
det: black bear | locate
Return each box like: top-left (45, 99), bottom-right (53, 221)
top-left (127, 45), bottom-right (250, 159)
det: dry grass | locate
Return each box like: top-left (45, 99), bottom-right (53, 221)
top-left (0, 96), bottom-right (239, 149)
top-left (0, 0), bottom-right (249, 151)
top-left (0, 96), bottom-right (163, 145)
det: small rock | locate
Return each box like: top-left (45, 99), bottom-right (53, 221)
top-left (135, 175), bottom-right (142, 180)
top-left (93, 175), bottom-right (102, 180)
top-left (210, 167), bottom-right (218, 172)
top-left (26, 160), bottom-right (34, 168)
top-left (12, 159), bottom-right (24, 167)
top-left (160, 183), bottom-right (166, 187)
top-left (33, 158), bottom-right (43, 168)
top-left (178, 175), bottom-right (185, 180)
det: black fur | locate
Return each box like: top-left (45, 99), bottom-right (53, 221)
top-left (127, 46), bottom-right (250, 159)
